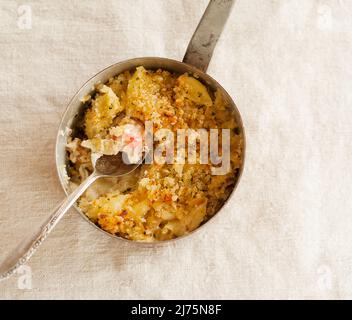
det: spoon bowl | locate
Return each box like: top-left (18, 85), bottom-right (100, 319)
top-left (95, 152), bottom-right (144, 176)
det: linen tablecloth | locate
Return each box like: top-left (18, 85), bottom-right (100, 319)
top-left (1, 0), bottom-right (352, 299)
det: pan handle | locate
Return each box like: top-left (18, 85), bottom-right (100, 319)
top-left (183, 0), bottom-right (235, 73)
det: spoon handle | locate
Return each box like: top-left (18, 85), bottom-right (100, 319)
top-left (183, 0), bottom-right (235, 72)
top-left (0, 172), bottom-right (99, 280)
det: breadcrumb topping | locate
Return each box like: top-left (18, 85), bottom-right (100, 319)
top-left (66, 67), bottom-right (243, 241)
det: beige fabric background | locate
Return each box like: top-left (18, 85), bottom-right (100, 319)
top-left (0, 0), bottom-right (351, 299)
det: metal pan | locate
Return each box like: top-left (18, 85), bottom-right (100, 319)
top-left (56, 0), bottom-right (245, 245)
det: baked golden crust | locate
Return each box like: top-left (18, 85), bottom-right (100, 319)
top-left (66, 67), bottom-right (243, 241)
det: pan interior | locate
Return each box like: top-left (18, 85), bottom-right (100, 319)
top-left (55, 57), bottom-right (245, 243)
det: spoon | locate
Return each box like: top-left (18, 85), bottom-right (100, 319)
top-left (0, 152), bottom-right (143, 280)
